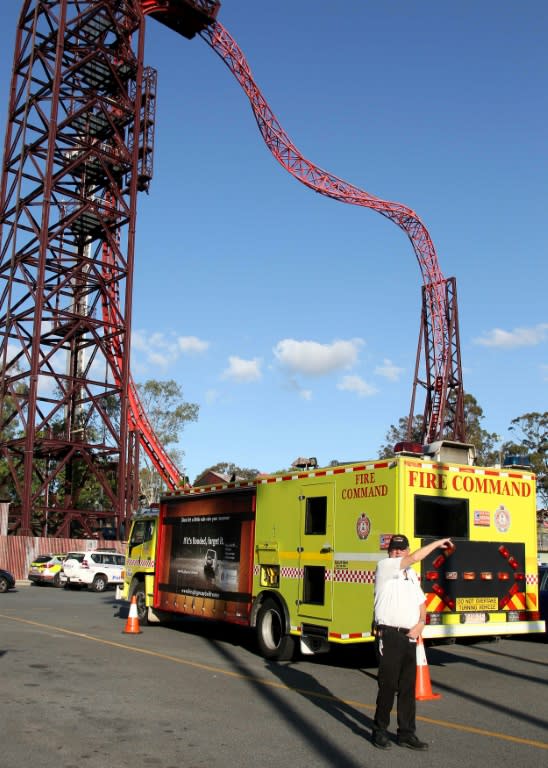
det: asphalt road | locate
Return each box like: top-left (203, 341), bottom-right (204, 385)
top-left (0, 584), bottom-right (546, 768)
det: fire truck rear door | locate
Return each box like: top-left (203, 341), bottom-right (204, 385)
top-left (297, 482), bottom-right (334, 622)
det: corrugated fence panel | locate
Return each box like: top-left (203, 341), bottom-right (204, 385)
top-left (0, 536), bottom-right (126, 580)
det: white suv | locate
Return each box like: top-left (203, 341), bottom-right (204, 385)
top-left (62, 549), bottom-right (126, 592)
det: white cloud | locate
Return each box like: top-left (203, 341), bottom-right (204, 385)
top-left (131, 331), bottom-right (179, 369)
top-left (37, 374), bottom-right (57, 396)
top-left (337, 375), bottom-right (377, 398)
top-left (541, 364), bottom-right (548, 382)
top-left (222, 355), bottom-right (262, 382)
top-left (178, 336), bottom-right (210, 354)
top-left (4, 343), bottom-right (22, 369)
top-left (273, 338), bottom-right (363, 376)
top-left (147, 350), bottom-right (173, 367)
top-left (131, 330), bottom-right (149, 351)
top-left (473, 323), bottom-right (548, 349)
top-left (132, 329), bottom-right (209, 369)
top-left (375, 358), bottom-right (403, 382)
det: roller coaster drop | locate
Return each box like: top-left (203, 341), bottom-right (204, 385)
top-left (0, 0), bottom-right (464, 537)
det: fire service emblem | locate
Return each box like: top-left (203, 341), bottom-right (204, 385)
top-left (494, 504), bottom-right (510, 533)
top-left (356, 513), bottom-right (371, 540)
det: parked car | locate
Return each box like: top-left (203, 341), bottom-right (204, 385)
top-left (539, 563), bottom-right (548, 639)
top-left (0, 567), bottom-right (16, 593)
top-left (62, 549), bottom-right (125, 592)
top-left (28, 553), bottom-right (67, 587)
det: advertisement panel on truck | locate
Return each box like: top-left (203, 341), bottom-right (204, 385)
top-left (153, 491), bottom-right (255, 623)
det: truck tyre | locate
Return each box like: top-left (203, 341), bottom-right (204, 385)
top-left (256, 598), bottom-right (295, 661)
top-left (91, 573), bottom-right (108, 592)
top-left (53, 572), bottom-right (63, 588)
top-left (131, 582), bottom-right (149, 626)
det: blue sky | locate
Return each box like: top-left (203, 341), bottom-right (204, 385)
top-left (0, 2), bottom-right (546, 483)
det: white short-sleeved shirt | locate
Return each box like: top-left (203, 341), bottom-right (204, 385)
top-left (374, 556), bottom-right (426, 629)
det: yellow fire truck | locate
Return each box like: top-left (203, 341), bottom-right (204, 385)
top-left (119, 442), bottom-right (544, 659)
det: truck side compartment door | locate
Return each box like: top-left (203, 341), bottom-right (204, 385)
top-left (297, 483), bottom-right (334, 622)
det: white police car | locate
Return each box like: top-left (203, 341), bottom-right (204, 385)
top-left (62, 549), bottom-right (125, 592)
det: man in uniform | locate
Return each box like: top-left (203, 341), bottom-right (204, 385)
top-left (371, 534), bottom-right (453, 750)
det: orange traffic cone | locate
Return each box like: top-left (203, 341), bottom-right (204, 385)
top-left (123, 595), bottom-right (142, 635)
top-left (415, 636), bottom-right (441, 700)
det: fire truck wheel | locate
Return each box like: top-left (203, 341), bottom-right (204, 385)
top-left (256, 598), bottom-right (295, 661)
top-left (131, 582), bottom-right (149, 626)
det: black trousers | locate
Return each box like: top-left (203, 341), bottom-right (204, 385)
top-left (373, 628), bottom-right (417, 738)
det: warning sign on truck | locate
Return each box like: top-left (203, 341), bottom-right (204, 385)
top-left (456, 597), bottom-right (498, 612)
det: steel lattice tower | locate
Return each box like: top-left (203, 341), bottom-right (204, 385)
top-left (1, 0), bottom-right (465, 537)
top-left (0, 0), bottom-right (155, 536)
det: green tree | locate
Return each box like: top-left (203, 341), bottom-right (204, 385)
top-left (0, 365), bottom-right (44, 532)
top-left (136, 380), bottom-right (198, 445)
top-left (378, 394), bottom-right (498, 463)
top-left (461, 394), bottom-right (499, 465)
top-left (378, 415), bottom-right (424, 458)
top-left (136, 380), bottom-right (198, 503)
top-left (505, 411), bottom-right (547, 508)
top-left (0, 362), bottom-right (27, 500)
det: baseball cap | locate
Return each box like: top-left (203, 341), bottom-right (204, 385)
top-left (388, 534), bottom-right (410, 551)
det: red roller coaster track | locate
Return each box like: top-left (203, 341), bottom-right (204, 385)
top-left (103, 0), bottom-right (465, 484)
top-left (144, 0), bottom-right (464, 445)
top-left (0, 0), bottom-right (463, 537)
top-left (197, 18), bottom-right (464, 447)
